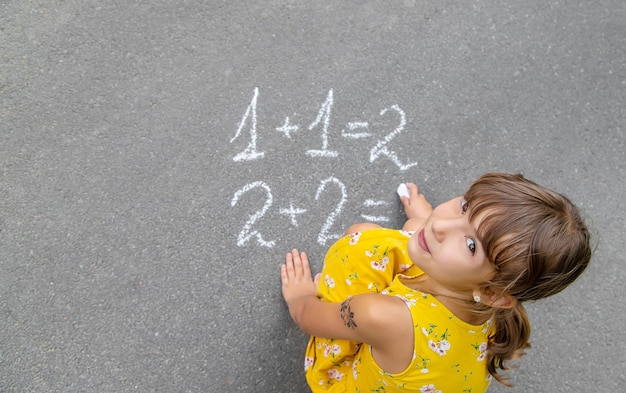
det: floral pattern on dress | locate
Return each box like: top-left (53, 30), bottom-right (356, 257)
top-left (417, 355), bottom-right (431, 374)
top-left (348, 232), bottom-right (362, 245)
top-left (481, 319), bottom-right (492, 334)
top-left (323, 343), bottom-right (342, 358)
top-left (396, 293), bottom-right (417, 307)
top-left (472, 342), bottom-right (488, 361)
top-left (420, 384), bottom-right (442, 393)
top-left (371, 378), bottom-right (390, 392)
top-left (322, 274), bottom-right (336, 296)
top-left (365, 245), bottom-right (390, 272)
top-left (345, 272), bottom-right (359, 286)
top-left (429, 339), bottom-right (451, 356)
top-left (371, 257), bottom-right (390, 271)
top-left (352, 356), bottom-right (361, 380)
top-left (327, 368), bottom-right (344, 381)
top-left (399, 263), bottom-right (413, 271)
top-left (422, 327), bottom-right (451, 356)
top-left (304, 356), bottom-right (314, 371)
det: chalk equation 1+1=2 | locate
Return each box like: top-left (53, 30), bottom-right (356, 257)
top-left (229, 88), bottom-right (418, 248)
top-left (229, 87), bottom-right (418, 170)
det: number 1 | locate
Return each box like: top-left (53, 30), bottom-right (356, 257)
top-left (231, 87), bottom-right (264, 162)
top-left (307, 89), bottom-right (339, 158)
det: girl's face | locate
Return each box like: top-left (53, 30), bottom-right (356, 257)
top-left (407, 196), bottom-right (494, 294)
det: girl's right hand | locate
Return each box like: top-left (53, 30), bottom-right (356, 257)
top-left (280, 249), bottom-right (317, 305)
top-left (400, 182), bottom-right (433, 220)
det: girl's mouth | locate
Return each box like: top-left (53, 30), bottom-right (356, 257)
top-left (418, 228), bottom-right (430, 253)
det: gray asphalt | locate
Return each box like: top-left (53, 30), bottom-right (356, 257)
top-left (1, 1), bottom-right (624, 392)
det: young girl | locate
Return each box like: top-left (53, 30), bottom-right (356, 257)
top-left (280, 173), bottom-right (591, 392)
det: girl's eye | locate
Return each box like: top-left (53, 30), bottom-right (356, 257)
top-left (461, 198), bottom-right (469, 213)
top-left (466, 237), bottom-right (476, 255)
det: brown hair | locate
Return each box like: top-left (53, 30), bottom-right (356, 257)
top-left (464, 173), bottom-right (592, 386)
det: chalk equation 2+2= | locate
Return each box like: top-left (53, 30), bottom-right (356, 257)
top-left (229, 88), bottom-right (417, 249)
top-left (231, 178), bottom-right (397, 248)
top-left (229, 87), bottom-right (418, 170)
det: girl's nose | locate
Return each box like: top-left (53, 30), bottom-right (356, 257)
top-left (431, 217), bottom-right (463, 242)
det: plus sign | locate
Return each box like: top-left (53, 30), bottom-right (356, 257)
top-left (279, 203), bottom-right (307, 227)
top-left (276, 116), bottom-right (299, 138)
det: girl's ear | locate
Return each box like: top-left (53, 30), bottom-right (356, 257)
top-left (486, 294), bottom-right (518, 309)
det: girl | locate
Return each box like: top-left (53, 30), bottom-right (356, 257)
top-left (280, 173), bottom-right (591, 392)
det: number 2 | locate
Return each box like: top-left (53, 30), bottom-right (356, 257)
top-left (315, 177), bottom-right (347, 245)
top-left (370, 105), bottom-right (417, 170)
top-left (231, 181), bottom-right (275, 248)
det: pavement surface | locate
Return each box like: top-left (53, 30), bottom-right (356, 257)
top-left (1, 1), bottom-right (625, 392)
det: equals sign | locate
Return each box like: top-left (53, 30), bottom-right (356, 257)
top-left (341, 121), bottom-right (371, 139)
top-left (360, 199), bottom-right (390, 223)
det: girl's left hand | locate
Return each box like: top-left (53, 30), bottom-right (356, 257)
top-left (280, 249), bottom-right (317, 304)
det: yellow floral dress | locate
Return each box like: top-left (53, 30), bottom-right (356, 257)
top-left (304, 228), bottom-right (492, 393)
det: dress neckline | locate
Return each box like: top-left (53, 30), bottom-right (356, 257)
top-left (394, 273), bottom-right (491, 329)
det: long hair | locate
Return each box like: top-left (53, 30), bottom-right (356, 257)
top-left (464, 173), bottom-right (592, 386)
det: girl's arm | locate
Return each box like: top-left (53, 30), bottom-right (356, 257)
top-left (280, 249), bottom-right (413, 350)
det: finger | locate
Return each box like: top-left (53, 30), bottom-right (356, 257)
top-left (314, 273), bottom-right (321, 287)
top-left (290, 248), bottom-right (303, 278)
top-left (280, 263), bottom-right (288, 284)
top-left (300, 251), bottom-right (312, 280)
top-left (294, 250), bottom-right (310, 280)
top-left (406, 182), bottom-right (419, 198)
top-left (285, 251), bottom-right (295, 278)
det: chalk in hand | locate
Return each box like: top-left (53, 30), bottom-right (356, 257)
top-left (397, 183), bottom-right (410, 199)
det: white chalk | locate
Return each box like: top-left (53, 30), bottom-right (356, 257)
top-left (397, 183), bottom-right (410, 199)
